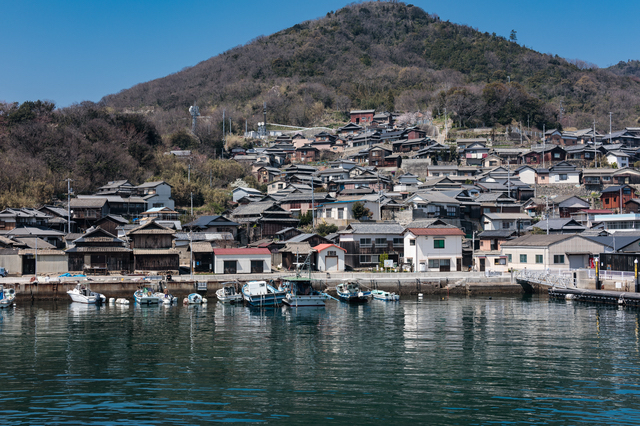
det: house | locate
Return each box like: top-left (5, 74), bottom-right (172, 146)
top-left (232, 187), bottom-right (263, 203)
top-left (66, 226), bottom-right (132, 274)
top-left (570, 209), bottom-right (614, 227)
top-left (501, 234), bottom-right (607, 271)
top-left (482, 154), bottom-right (502, 168)
top-left (0, 208), bottom-right (52, 231)
top-left (69, 197), bottom-right (109, 231)
top-left (600, 185), bottom-right (637, 211)
top-left (338, 222), bottom-right (405, 269)
top-left (528, 218), bottom-right (586, 234)
top-left (278, 192), bottom-right (335, 217)
top-left (403, 222), bottom-right (465, 272)
top-left (213, 248), bottom-right (271, 274)
top-left (230, 202), bottom-right (299, 244)
top-left (314, 244), bottom-right (346, 272)
top-left (482, 213), bottom-right (531, 231)
top-left (514, 165), bottom-right (537, 185)
top-left (182, 215), bottom-right (240, 238)
top-left (405, 191), bottom-right (460, 219)
top-left (93, 214), bottom-right (130, 237)
top-left (337, 122), bottom-right (363, 136)
top-left (456, 138), bottom-right (488, 150)
top-left (548, 162), bottom-right (580, 184)
top-left (256, 166), bottom-right (282, 183)
top-left (474, 229), bottom-right (517, 273)
top-left (462, 142), bottom-right (490, 166)
top-left (392, 138), bottom-right (429, 153)
top-left (126, 220), bottom-right (179, 272)
top-left (605, 151), bottom-right (630, 168)
top-left (521, 146), bottom-right (566, 165)
top-left (554, 195), bottom-right (591, 218)
top-left (136, 181), bottom-right (174, 210)
top-left (563, 144), bottom-right (596, 161)
top-left (593, 213), bottom-right (640, 233)
top-left (294, 145), bottom-right (319, 163)
top-left (350, 109), bottom-right (375, 125)
top-left (0, 236), bottom-right (67, 276)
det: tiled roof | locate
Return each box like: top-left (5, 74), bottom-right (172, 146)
top-left (313, 243), bottom-right (346, 252)
top-left (213, 248), bottom-right (270, 255)
top-left (406, 228), bottom-right (465, 236)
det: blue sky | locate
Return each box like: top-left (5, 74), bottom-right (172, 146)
top-left (2, 0), bottom-right (638, 108)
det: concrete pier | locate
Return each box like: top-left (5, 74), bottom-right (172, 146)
top-left (549, 287), bottom-right (640, 307)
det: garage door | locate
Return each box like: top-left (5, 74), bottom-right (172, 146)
top-left (325, 256), bottom-right (338, 272)
top-left (568, 255), bottom-right (584, 270)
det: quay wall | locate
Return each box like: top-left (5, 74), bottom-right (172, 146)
top-left (6, 273), bottom-right (521, 301)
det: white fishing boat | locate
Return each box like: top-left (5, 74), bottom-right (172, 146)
top-left (67, 283), bottom-right (106, 304)
top-left (280, 251), bottom-right (329, 307)
top-left (134, 287), bottom-right (161, 304)
top-left (336, 280), bottom-right (371, 304)
top-left (216, 282), bottom-right (242, 304)
top-left (186, 293), bottom-right (207, 304)
top-left (151, 282), bottom-right (177, 305)
top-left (0, 284), bottom-right (16, 308)
top-left (242, 281), bottom-right (286, 307)
top-left (371, 289), bottom-right (400, 301)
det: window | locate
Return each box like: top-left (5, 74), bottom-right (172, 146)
top-left (223, 260), bottom-right (237, 274)
top-left (432, 173), bottom-right (440, 177)
top-left (375, 238), bottom-right (387, 246)
top-left (393, 238), bottom-right (403, 247)
top-left (554, 255), bottom-right (565, 264)
top-left (153, 203), bottom-right (164, 208)
top-left (251, 260), bottom-right (264, 273)
top-left (559, 174), bottom-right (567, 181)
top-left (409, 239), bottom-right (416, 246)
top-left (494, 258), bottom-right (506, 265)
top-left (489, 161), bottom-right (498, 166)
top-left (428, 259), bottom-right (439, 268)
top-left (507, 254), bottom-right (512, 262)
top-left (434, 239), bottom-right (445, 249)
top-left (554, 153), bottom-right (561, 159)
top-left (337, 208), bottom-right (344, 219)
top-left (483, 207), bottom-right (492, 213)
top-left (447, 206), bottom-right (456, 217)
top-left (360, 254), bottom-right (379, 263)
top-left (360, 238), bottom-right (372, 248)
top-left (327, 251), bottom-right (337, 257)
top-left (502, 221), bottom-right (512, 229)
top-left (520, 254), bottom-right (527, 263)
top-left (535, 255), bottom-right (543, 264)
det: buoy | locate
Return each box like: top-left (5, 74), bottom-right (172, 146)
top-left (183, 298), bottom-right (189, 305)
top-left (108, 297), bottom-right (115, 304)
top-left (115, 298), bottom-right (129, 305)
top-left (202, 297), bottom-right (208, 304)
top-left (418, 293), bottom-right (423, 299)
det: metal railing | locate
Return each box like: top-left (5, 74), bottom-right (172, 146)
top-left (514, 269), bottom-right (576, 288)
top-left (586, 269), bottom-right (635, 281)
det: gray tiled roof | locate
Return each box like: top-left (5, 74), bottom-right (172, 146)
top-left (343, 222), bottom-right (405, 234)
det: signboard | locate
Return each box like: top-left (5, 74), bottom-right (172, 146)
top-left (384, 260), bottom-right (393, 268)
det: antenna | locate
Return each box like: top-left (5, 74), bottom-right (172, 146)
top-left (189, 103), bottom-right (200, 133)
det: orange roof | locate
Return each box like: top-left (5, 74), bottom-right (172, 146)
top-left (213, 248), bottom-right (271, 255)
top-left (406, 228), bottom-right (465, 236)
top-left (313, 243), bottom-right (346, 253)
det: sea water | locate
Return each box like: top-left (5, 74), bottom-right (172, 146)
top-left (1, 296), bottom-right (640, 425)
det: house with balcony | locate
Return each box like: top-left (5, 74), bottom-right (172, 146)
top-left (473, 229), bottom-right (517, 273)
top-left (338, 222), bottom-right (405, 269)
top-left (482, 213), bottom-right (531, 231)
top-left (405, 191), bottom-right (461, 219)
top-left (548, 162), bottom-right (581, 184)
top-left (136, 181), bottom-right (174, 210)
top-left (403, 220), bottom-right (465, 272)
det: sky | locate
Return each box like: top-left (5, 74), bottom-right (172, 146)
top-left (2, 0), bottom-right (639, 108)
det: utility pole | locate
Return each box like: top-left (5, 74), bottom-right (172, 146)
top-left (64, 178), bottom-right (73, 234)
top-left (188, 162), bottom-right (191, 183)
top-left (310, 175), bottom-right (315, 231)
top-left (444, 107), bottom-right (447, 141)
top-left (546, 196), bottom-right (549, 235)
top-left (190, 191), bottom-right (193, 217)
top-left (593, 119), bottom-right (597, 168)
top-left (609, 112), bottom-right (612, 139)
top-left (222, 109), bottom-right (225, 145)
top-left (542, 124), bottom-right (545, 170)
top-left (377, 172), bottom-right (381, 221)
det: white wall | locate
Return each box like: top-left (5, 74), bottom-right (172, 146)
top-left (214, 254), bottom-right (271, 274)
top-left (316, 248), bottom-right (345, 272)
top-left (403, 233), bottom-right (462, 271)
top-left (550, 172), bottom-right (580, 184)
top-left (517, 169), bottom-right (536, 185)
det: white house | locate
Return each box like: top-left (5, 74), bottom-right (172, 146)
top-left (137, 181), bottom-right (175, 210)
top-left (500, 234), bottom-right (606, 272)
top-left (314, 244), bottom-right (346, 272)
top-left (548, 162), bottom-right (580, 184)
top-left (213, 248), bottom-right (271, 274)
top-left (232, 187), bottom-right (263, 202)
top-left (403, 225), bottom-right (465, 272)
top-left (515, 165), bottom-right (537, 185)
top-left (482, 213), bottom-right (531, 231)
top-left (606, 151), bottom-right (630, 168)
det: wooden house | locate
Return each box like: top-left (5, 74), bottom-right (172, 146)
top-left (127, 220), bottom-right (179, 272)
top-left (66, 226), bottom-right (132, 274)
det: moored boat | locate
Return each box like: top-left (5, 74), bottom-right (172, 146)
top-left (216, 282), bottom-right (242, 304)
top-left (0, 284), bottom-right (16, 308)
top-left (134, 287), bottom-right (161, 304)
top-left (242, 280), bottom-right (285, 307)
top-left (67, 283), bottom-right (106, 304)
top-left (281, 276), bottom-right (328, 307)
top-left (371, 289), bottom-right (400, 301)
top-left (186, 293), bottom-right (207, 304)
top-left (336, 280), bottom-right (370, 304)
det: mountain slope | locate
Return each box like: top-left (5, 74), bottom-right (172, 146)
top-left (101, 1), bottom-right (640, 136)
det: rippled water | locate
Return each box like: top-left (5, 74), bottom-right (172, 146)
top-left (2, 296), bottom-right (640, 424)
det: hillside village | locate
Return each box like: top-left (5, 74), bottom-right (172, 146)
top-left (2, 109), bottom-right (640, 278)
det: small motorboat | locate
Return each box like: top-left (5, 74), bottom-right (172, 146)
top-left (371, 289), bottom-right (400, 301)
top-left (134, 287), bottom-right (161, 304)
top-left (152, 282), bottom-right (177, 305)
top-left (0, 284), bottom-right (16, 308)
top-left (242, 281), bottom-right (286, 307)
top-left (336, 280), bottom-right (370, 304)
top-left (67, 283), bottom-right (106, 304)
top-left (186, 293), bottom-right (207, 304)
top-left (281, 276), bottom-right (329, 307)
top-left (216, 282), bottom-right (242, 304)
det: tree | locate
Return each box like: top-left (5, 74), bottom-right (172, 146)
top-left (299, 210), bottom-right (313, 226)
top-left (352, 201), bottom-right (372, 220)
top-left (316, 221), bottom-right (338, 237)
top-left (378, 252), bottom-right (390, 269)
top-left (509, 29), bottom-right (517, 43)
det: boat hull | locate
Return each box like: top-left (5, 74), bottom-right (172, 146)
top-left (242, 282), bottom-right (286, 307)
top-left (371, 290), bottom-right (400, 301)
top-left (336, 290), bottom-right (371, 304)
top-left (134, 291), bottom-right (160, 304)
top-left (67, 289), bottom-right (106, 304)
top-left (283, 294), bottom-right (327, 307)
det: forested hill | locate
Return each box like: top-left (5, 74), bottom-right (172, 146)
top-left (101, 1), bottom-right (640, 136)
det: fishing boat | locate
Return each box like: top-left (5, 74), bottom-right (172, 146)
top-left (280, 251), bottom-right (329, 307)
top-left (67, 283), bottom-right (106, 304)
top-left (151, 282), bottom-right (177, 305)
top-left (186, 293), bottom-right (207, 304)
top-left (0, 284), bottom-right (16, 308)
top-left (335, 280), bottom-right (371, 304)
top-left (242, 280), bottom-right (286, 307)
top-left (134, 287), bottom-right (161, 304)
top-left (216, 282), bottom-right (242, 304)
top-left (371, 289), bottom-right (400, 301)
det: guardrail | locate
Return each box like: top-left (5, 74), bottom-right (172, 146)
top-left (514, 269), bottom-right (576, 288)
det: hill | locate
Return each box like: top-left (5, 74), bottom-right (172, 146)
top-left (101, 1), bottom-right (640, 138)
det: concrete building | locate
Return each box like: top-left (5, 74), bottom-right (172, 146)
top-left (213, 248), bottom-right (271, 274)
top-left (403, 224), bottom-right (465, 272)
top-left (314, 244), bottom-right (346, 272)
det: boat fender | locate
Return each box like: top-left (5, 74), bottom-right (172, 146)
top-left (109, 298), bottom-right (115, 304)
top-left (202, 297), bottom-right (208, 304)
